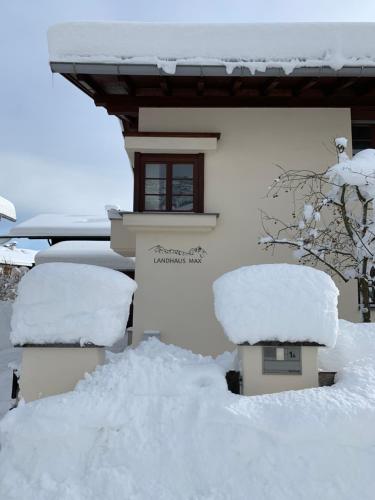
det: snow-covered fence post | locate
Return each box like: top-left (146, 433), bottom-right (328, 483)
top-left (260, 137), bottom-right (375, 323)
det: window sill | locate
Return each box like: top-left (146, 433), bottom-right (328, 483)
top-left (120, 212), bottom-right (219, 232)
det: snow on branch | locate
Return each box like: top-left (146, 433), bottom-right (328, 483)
top-left (260, 138), bottom-right (375, 322)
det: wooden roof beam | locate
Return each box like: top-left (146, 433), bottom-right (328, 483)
top-left (293, 78), bottom-right (319, 96)
top-left (101, 94), bottom-right (375, 114)
top-left (160, 78), bottom-right (171, 96)
top-left (117, 76), bottom-right (135, 95)
top-left (261, 78), bottom-right (280, 95)
top-left (324, 78), bottom-right (358, 96)
top-left (76, 74), bottom-right (104, 97)
top-left (231, 78), bottom-right (243, 96)
top-left (197, 78), bottom-right (205, 96)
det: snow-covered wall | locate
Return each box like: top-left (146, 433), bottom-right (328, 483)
top-left (213, 264), bottom-right (339, 346)
top-left (48, 22), bottom-right (375, 74)
top-left (11, 263), bottom-right (137, 347)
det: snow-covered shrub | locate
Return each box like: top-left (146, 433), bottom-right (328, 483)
top-left (0, 264), bottom-right (28, 302)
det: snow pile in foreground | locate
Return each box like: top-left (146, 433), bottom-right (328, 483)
top-left (10, 263), bottom-right (137, 347)
top-left (48, 22), bottom-right (375, 75)
top-left (213, 264), bottom-right (339, 346)
top-left (319, 319), bottom-right (375, 372)
top-left (1, 333), bottom-right (375, 500)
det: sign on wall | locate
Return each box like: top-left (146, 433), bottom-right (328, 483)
top-left (149, 245), bottom-right (207, 264)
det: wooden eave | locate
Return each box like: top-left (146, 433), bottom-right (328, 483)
top-left (55, 66), bottom-right (375, 132)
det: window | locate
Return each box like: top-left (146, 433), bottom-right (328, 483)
top-left (262, 346), bottom-right (302, 375)
top-left (134, 154), bottom-right (204, 212)
top-left (352, 123), bottom-right (375, 155)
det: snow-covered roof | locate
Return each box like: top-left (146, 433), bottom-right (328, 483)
top-left (48, 22), bottom-right (375, 75)
top-left (8, 214), bottom-right (110, 239)
top-left (0, 245), bottom-right (36, 267)
top-left (11, 263), bottom-right (137, 347)
top-left (35, 241), bottom-right (135, 271)
top-left (213, 264), bottom-right (339, 347)
top-left (0, 196), bottom-right (16, 222)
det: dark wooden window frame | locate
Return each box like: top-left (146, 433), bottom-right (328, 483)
top-left (352, 122), bottom-right (375, 155)
top-left (134, 153), bottom-right (204, 213)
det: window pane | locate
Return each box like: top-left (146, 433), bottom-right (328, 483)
top-left (145, 179), bottom-right (166, 194)
top-left (172, 196), bottom-right (194, 211)
top-left (172, 164), bottom-right (193, 179)
top-left (144, 195), bottom-right (166, 211)
top-left (145, 164), bottom-right (166, 178)
top-left (172, 179), bottom-right (193, 195)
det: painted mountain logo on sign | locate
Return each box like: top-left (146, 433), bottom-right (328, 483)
top-left (149, 245), bottom-right (207, 264)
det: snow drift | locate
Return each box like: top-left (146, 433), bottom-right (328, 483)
top-left (10, 263), bottom-right (137, 347)
top-left (0, 325), bottom-right (375, 500)
top-left (213, 264), bottom-right (339, 346)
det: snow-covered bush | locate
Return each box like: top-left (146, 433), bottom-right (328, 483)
top-left (10, 263), bottom-right (137, 347)
top-left (0, 264), bottom-right (28, 302)
top-left (213, 264), bottom-right (338, 346)
top-left (261, 139), bottom-right (375, 322)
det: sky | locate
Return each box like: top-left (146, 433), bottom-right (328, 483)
top-left (2, 0), bottom-right (375, 249)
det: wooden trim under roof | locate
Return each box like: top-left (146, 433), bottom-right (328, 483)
top-left (58, 71), bottom-right (375, 132)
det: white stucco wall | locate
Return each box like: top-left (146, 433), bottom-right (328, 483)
top-left (20, 347), bottom-right (105, 402)
top-left (116, 108), bottom-right (355, 356)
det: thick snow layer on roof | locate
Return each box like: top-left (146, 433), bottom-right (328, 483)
top-left (10, 263), bottom-right (137, 346)
top-left (327, 148), bottom-right (375, 198)
top-left (0, 245), bottom-right (36, 267)
top-left (213, 264), bottom-right (339, 346)
top-left (1, 335), bottom-right (375, 499)
top-left (35, 241), bottom-right (135, 271)
top-left (9, 213), bottom-right (110, 238)
top-left (48, 22), bottom-right (375, 75)
top-left (0, 196), bottom-right (16, 222)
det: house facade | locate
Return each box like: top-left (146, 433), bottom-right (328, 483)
top-left (48, 22), bottom-right (375, 355)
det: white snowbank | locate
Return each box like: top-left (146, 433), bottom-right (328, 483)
top-left (327, 148), bottom-right (375, 198)
top-left (0, 196), bottom-right (16, 222)
top-left (1, 335), bottom-right (375, 499)
top-left (0, 244), bottom-right (36, 267)
top-left (213, 264), bottom-right (339, 346)
top-left (48, 22), bottom-right (375, 75)
top-left (9, 213), bottom-right (110, 238)
top-left (10, 263), bottom-right (137, 346)
top-left (319, 319), bottom-right (375, 372)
